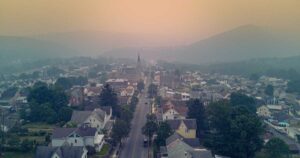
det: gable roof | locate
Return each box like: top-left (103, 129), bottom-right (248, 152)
top-left (71, 111), bottom-right (93, 125)
top-left (162, 100), bottom-right (188, 117)
top-left (187, 149), bottom-right (214, 158)
top-left (166, 133), bottom-right (200, 148)
top-left (167, 119), bottom-right (197, 130)
top-left (35, 146), bottom-right (86, 158)
top-left (70, 108), bottom-right (108, 125)
top-left (52, 127), bottom-right (97, 139)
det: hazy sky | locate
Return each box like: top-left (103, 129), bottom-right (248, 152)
top-left (1, 0), bottom-right (300, 42)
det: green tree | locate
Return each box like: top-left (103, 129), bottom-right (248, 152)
top-left (230, 92), bottom-right (256, 113)
top-left (20, 139), bottom-right (34, 152)
top-left (265, 138), bottom-right (289, 158)
top-left (156, 122), bottom-right (173, 146)
top-left (206, 101), bottom-right (264, 158)
top-left (187, 99), bottom-right (206, 137)
top-left (155, 96), bottom-right (163, 107)
top-left (265, 85), bottom-right (274, 96)
top-left (1, 87), bottom-right (18, 99)
top-left (58, 106), bottom-right (73, 122)
top-left (287, 79), bottom-right (300, 94)
top-left (111, 119), bottom-right (130, 145)
top-left (137, 80), bottom-right (145, 92)
top-left (249, 73), bottom-right (260, 81)
top-left (120, 106), bottom-right (133, 122)
top-left (99, 84), bottom-right (119, 117)
top-left (142, 114), bottom-right (158, 145)
top-left (148, 84), bottom-right (158, 98)
top-left (55, 77), bottom-right (72, 90)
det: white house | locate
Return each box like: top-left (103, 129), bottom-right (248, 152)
top-left (51, 126), bottom-right (105, 152)
top-left (162, 100), bottom-right (188, 121)
top-left (70, 107), bottom-right (112, 130)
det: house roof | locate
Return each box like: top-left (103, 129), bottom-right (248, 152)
top-left (52, 127), bottom-right (97, 139)
top-left (71, 111), bottom-right (93, 125)
top-left (70, 108), bottom-right (108, 125)
top-left (187, 149), bottom-right (214, 158)
top-left (35, 146), bottom-right (86, 158)
top-left (166, 119), bottom-right (197, 130)
top-left (162, 100), bottom-right (188, 117)
top-left (166, 133), bottom-right (200, 148)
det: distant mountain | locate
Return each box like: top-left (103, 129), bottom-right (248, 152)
top-left (104, 25), bottom-right (300, 63)
top-left (1, 25), bottom-right (299, 68)
top-left (32, 31), bottom-right (169, 56)
top-left (0, 36), bottom-right (75, 65)
top-left (175, 25), bottom-right (300, 64)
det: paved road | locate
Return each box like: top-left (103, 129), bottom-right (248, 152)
top-left (120, 91), bottom-right (150, 158)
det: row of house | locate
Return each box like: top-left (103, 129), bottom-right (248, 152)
top-left (35, 107), bottom-right (113, 158)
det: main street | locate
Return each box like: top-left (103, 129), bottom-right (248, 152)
top-left (120, 79), bottom-right (151, 158)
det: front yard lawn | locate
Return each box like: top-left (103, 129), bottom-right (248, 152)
top-left (2, 152), bottom-right (34, 158)
top-left (98, 144), bottom-right (110, 156)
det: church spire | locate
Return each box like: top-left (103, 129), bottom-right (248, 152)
top-left (137, 53), bottom-right (141, 63)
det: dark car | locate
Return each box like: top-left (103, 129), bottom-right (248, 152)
top-left (143, 138), bottom-right (148, 147)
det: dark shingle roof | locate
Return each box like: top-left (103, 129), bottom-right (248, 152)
top-left (188, 149), bottom-right (214, 158)
top-left (52, 128), bottom-right (76, 139)
top-left (71, 111), bottom-right (92, 124)
top-left (166, 119), bottom-right (197, 130)
top-left (35, 146), bottom-right (86, 158)
top-left (52, 127), bottom-right (97, 139)
top-left (71, 108), bottom-right (108, 125)
top-left (166, 133), bottom-right (200, 148)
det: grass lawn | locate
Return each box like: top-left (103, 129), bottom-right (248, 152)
top-left (20, 135), bottom-right (45, 143)
top-left (3, 152), bottom-right (34, 158)
top-left (22, 123), bottom-right (55, 133)
top-left (98, 144), bottom-right (110, 156)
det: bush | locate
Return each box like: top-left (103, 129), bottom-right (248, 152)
top-left (86, 146), bottom-right (96, 155)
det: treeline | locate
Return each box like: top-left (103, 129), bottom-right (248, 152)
top-left (186, 93), bottom-right (290, 158)
top-left (20, 82), bottom-right (72, 124)
top-left (55, 76), bottom-right (88, 90)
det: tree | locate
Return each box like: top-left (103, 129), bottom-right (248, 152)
top-left (137, 80), bottom-right (145, 92)
top-left (1, 87), bottom-right (18, 99)
top-left (287, 79), bottom-right (300, 94)
top-left (148, 84), bottom-right (158, 98)
top-left (99, 84), bottom-right (119, 117)
top-left (20, 139), bottom-right (34, 152)
top-left (27, 85), bottom-right (69, 123)
top-left (156, 122), bottom-right (173, 146)
top-left (55, 77), bottom-right (72, 90)
top-left (265, 85), bottom-right (274, 96)
top-left (155, 96), bottom-right (163, 107)
top-left (249, 73), bottom-right (260, 81)
top-left (230, 92), bottom-right (256, 113)
top-left (265, 138), bottom-right (289, 158)
top-left (187, 99), bottom-right (206, 137)
top-left (119, 106), bottom-right (133, 122)
top-left (58, 106), bottom-right (73, 122)
top-left (206, 101), bottom-right (264, 158)
top-left (142, 114), bottom-right (158, 144)
top-left (111, 119), bottom-right (130, 145)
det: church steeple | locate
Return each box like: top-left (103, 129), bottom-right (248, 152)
top-left (137, 53), bottom-right (142, 75)
top-left (137, 53), bottom-right (141, 63)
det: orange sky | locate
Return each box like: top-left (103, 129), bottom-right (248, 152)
top-left (1, 0), bottom-right (300, 42)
